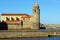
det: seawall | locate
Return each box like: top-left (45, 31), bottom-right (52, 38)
top-left (0, 30), bottom-right (60, 38)
top-left (0, 31), bottom-right (48, 38)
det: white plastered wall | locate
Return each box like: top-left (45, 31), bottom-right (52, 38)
top-left (1, 16), bottom-right (22, 21)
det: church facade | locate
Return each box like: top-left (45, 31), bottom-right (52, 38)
top-left (1, 3), bottom-right (40, 30)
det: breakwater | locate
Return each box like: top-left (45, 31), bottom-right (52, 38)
top-left (0, 30), bottom-right (60, 38)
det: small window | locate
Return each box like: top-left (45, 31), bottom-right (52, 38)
top-left (34, 10), bottom-right (36, 12)
top-left (6, 17), bottom-right (9, 21)
top-left (16, 17), bottom-right (19, 21)
top-left (11, 17), bottom-right (14, 21)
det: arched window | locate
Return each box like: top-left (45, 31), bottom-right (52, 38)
top-left (34, 10), bottom-right (36, 12)
top-left (6, 17), bottom-right (9, 21)
top-left (21, 21), bottom-right (23, 27)
top-left (11, 17), bottom-right (14, 21)
top-left (16, 17), bottom-right (19, 21)
top-left (2, 20), bottom-right (5, 22)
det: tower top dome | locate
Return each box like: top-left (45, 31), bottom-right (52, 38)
top-left (34, 3), bottom-right (39, 8)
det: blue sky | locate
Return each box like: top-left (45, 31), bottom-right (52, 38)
top-left (0, 0), bottom-right (60, 24)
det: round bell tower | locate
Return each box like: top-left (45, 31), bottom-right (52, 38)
top-left (32, 3), bottom-right (40, 29)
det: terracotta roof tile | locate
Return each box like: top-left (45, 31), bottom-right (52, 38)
top-left (2, 14), bottom-right (29, 16)
top-left (2, 14), bottom-right (31, 18)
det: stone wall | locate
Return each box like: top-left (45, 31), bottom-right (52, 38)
top-left (23, 18), bottom-right (33, 29)
top-left (8, 24), bottom-right (22, 30)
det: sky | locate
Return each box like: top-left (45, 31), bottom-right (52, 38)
top-left (0, 0), bottom-right (60, 24)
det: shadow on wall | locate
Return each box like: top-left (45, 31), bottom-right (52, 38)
top-left (0, 21), bottom-right (8, 30)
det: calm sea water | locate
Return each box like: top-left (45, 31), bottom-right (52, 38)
top-left (0, 37), bottom-right (60, 40)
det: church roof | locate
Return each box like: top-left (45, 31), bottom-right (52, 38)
top-left (2, 13), bottom-right (31, 18)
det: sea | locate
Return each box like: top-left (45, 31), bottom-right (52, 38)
top-left (0, 37), bottom-right (60, 40)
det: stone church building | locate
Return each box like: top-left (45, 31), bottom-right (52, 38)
top-left (1, 3), bottom-right (40, 30)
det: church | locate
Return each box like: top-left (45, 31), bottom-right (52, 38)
top-left (1, 3), bottom-right (40, 30)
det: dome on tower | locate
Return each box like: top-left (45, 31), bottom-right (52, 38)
top-left (34, 3), bottom-right (39, 8)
